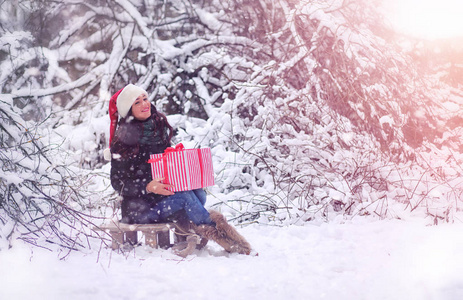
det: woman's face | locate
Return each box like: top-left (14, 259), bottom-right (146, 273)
top-left (131, 94), bottom-right (151, 121)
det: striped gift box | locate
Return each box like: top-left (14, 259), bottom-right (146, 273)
top-left (148, 144), bottom-right (215, 192)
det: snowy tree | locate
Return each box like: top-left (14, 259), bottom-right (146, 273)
top-left (1, 0), bottom-right (462, 251)
top-left (0, 0), bottom-right (106, 251)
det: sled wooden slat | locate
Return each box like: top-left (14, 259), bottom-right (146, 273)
top-left (95, 221), bottom-right (179, 250)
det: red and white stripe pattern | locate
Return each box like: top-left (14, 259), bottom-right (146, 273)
top-left (149, 146), bottom-right (215, 192)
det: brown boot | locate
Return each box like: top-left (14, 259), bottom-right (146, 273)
top-left (194, 210), bottom-right (252, 255)
top-left (173, 215), bottom-right (208, 250)
top-left (172, 235), bottom-right (199, 258)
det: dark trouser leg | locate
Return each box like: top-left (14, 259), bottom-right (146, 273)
top-left (154, 190), bottom-right (212, 225)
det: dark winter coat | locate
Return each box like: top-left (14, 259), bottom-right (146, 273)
top-left (110, 105), bottom-right (173, 223)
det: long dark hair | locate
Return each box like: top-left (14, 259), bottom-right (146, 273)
top-left (111, 104), bottom-right (173, 158)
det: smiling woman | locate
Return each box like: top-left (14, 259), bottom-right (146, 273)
top-left (131, 94), bottom-right (151, 121)
top-left (384, 0), bottom-right (463, 40)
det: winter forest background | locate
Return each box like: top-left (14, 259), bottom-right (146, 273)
top-left (1, 0), bottom-right (463, 261)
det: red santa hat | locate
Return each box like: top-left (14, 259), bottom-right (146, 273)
top-left (103, 84), bottom-right (148, 160)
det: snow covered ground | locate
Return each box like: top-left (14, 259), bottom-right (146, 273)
top-left (1, 218), bottom-right (463, 300)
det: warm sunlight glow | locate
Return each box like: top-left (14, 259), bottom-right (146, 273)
top-left (385, 0), bottom-right (463, 40)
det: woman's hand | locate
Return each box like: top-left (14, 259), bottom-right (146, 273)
top-left (146, 178), bottom-right (174, 196)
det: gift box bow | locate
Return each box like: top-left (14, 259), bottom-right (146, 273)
top-left (147, 143), bottom-right (185, 164)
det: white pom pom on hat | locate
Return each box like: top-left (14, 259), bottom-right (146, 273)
top-left (103, 84), bottom-right (148, 160)
top-left (103, 148), bottom-right (112, 161)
